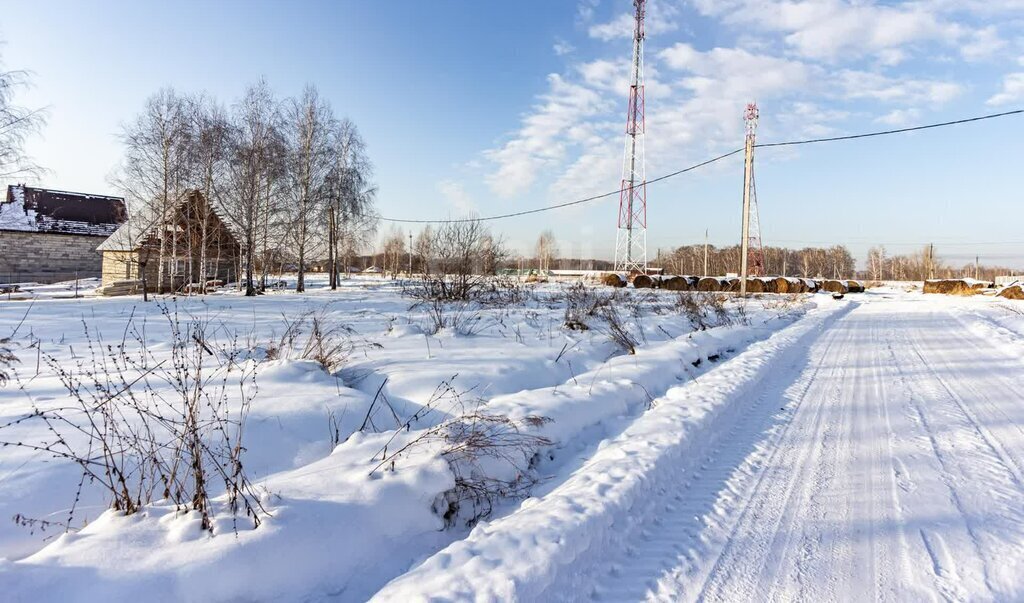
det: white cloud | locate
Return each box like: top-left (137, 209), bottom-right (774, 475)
top-left (987, 72), bottom-right (1024, 105)
top-left (659, 44), bottom-right (814, 100)
top-left (587, 0), bottom-right (680, 41)
top-left (960, 26), bottom-right (1007, 60)
top-left (553, 39), bottom-right (575, 56)
top-left (689, 0), bottom-right (1010, 64)
top-left (437, 180), bottom-right (477, 216)
top-left (837, 70), bottom-right (963, 105)
top-left (484, 74), bottom-right (610, 198)
top-left (874, 108), bottom-right (922, 126)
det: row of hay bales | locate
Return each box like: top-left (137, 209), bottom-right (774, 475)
top-left (601, 273), bottom-right (866, 294)
top-left (922, 279), bottom-right (995, 296)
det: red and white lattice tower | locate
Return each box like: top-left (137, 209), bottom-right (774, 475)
top-left (739, 102), bottom-right (765, 291)
top-left (614, 0), bottom-right (647, 273)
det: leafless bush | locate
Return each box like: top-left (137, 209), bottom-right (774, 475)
top-left (2, 305), bottom-right (265, 534)
top-left (266, 308), bottom-right (377, 372)
top-left (598, 304), bottom-right (640, 354)
top-left (369, 378), bottom-right (552, 527)
top-left (0, 337), bottom-right (16, 387)
top-left (676, 292), bottom-right (747, 330)
top-left (412, 297), bottom-right (488, 336)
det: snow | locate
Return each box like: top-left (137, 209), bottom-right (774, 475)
top-left (2, 281), bottom-right (1024, 601)
top-left (0, 192), bottom-right (37, 231)
top-left (375, 287), bottom-right (1024, 601)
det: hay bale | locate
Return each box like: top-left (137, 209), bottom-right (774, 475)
top-left (847, 280), bottom-right (865, 293)
top-left (601, 273), bottom-right (626, 288)
top-left (697, 277), bottom-right (722, 292)
top-left (998, 284), bottom-right (1024, 300)
top-left (822, 280), bottom-right (849, 294)
top-left (745, 278), bottom-right (766, 293)
top-left (661, 276), bottom-right (691, 291)
top-left (923, 279), bottom-right (991, 296)
top-left (633, 274), bottom-right (655, 289)
top-left (772, 277), bottom-right (791, 294)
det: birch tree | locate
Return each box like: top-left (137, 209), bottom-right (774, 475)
top-left (284, 85), bottom-right (335, 292)
top-left (118, 88), bottom-right (189, 293)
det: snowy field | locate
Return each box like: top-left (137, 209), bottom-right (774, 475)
top-left (1, 279), bottom-right (1023, 601)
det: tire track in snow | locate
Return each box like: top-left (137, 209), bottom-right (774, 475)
top-left (576, 304), bottom-right (854, 602)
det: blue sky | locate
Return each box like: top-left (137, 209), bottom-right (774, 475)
top-left (3, 0), bottom-right (1024, 268)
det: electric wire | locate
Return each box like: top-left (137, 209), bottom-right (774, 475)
top-left (379, 108), bottom-right (1023, 224)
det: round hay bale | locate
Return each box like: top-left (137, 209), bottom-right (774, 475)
top-left (998, 284), bottom-right (1024, 300)
top-left (696, 277), bottom-right (722, 292)
top-left (803, 279), bottom-right (819, 293)
top-left (632, 274), bottom-right (655, 289)
top-left (601, 273), bottom-right (626, 288)
top-left (924, 279), bottom-right (989, 296)
top-left (662, 276), bottom-right (691, 291)
top-left (847, 280), bottom-right (865, 293)
top-left (746, 278), bottom-right (766, 293)
top-left (822, 280), bottom-right (849, 294)
top-left (772, 277), bottom-right (791, 294)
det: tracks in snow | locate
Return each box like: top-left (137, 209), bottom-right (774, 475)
top-left (588, 298), bottom-right (1024, 602)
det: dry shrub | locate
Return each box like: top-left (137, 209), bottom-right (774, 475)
top-left (563, 282), bottom-right (612, 330)
top-left (632, 274), bottom-right (655, 289)
top-left (598, 304), bottom-right (641, 354)
top-left (0, 337), bottom-right (16, 387)
top-left (1, 306), bottom-right (265, 534)
top-left (270, 309), bottom-right (371, 372)
top-left (601, 273), bottom-right (626, 288)
top-left (369, 380), bottom-right (552, 527)
top-left (997, 284), bottom-right (1024, 300)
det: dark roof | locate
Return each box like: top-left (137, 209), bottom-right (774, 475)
top-left (1, 185), bottom-right (127, 236)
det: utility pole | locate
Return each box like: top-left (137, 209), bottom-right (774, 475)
top-left (408, 232), bottom-right (413, 276)
top-left (703, 229), bottom-right (709, 277)
top-left (739, 103), bottom-right (758, 295)
top-left (975, 255), bottom-right (979, 280)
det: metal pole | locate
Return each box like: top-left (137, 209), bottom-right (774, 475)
top-left (703, 229), bottom-right (709, 277)
top-left (408, 232), bottom-right (413, 276)
top-left (739, 131), bottom-right (754, 295)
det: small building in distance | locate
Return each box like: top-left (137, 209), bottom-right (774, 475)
top-left (0, 184), bottom-right (127, 284)
top-left (97, 190), bottom-right (241, 294)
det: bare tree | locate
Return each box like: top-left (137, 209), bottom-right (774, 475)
top-left (0, 51), bottom-right (46, 181)
top-left (324, 118), bottom-right (375, 288)
top-left (117, 88), bottom-right (190, 293)
top-left (220, 80), bottom-right (281, 296)
top-left (535, 230), bottom-right (558, 272)
top-left (382, 227), bottom-right (406, 278)
top-left (284, 85), bottom-right (335, 292)
top-left (414, 225), bottom-right (435, 275)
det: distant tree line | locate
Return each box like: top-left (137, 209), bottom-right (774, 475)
top-left (865, 245), bottom-right (1020, 282)
top-left (116, 82), bottom-right (377, 296)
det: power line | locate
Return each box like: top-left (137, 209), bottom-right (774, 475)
top-left (380, 108), bottom-right (1023, 225)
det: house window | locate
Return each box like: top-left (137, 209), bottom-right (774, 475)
top-left (167, 259), bottom-right (187, 276)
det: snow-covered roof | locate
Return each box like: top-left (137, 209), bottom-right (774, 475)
top-left (1, 185), bottom-right (126, 236)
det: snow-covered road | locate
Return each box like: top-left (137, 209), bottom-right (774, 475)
top-left (377, 295), bottom-right (1024, 601)
top-left (633, 297), bottom-right (1024, 602)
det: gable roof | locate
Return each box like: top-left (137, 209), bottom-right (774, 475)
top-left (97, 190), bottom-right (241, 252)
top-left (1, 185), bottom-right (126, 236)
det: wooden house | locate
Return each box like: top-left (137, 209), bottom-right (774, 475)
top-left (97, 191), bottom-right (241, 294)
